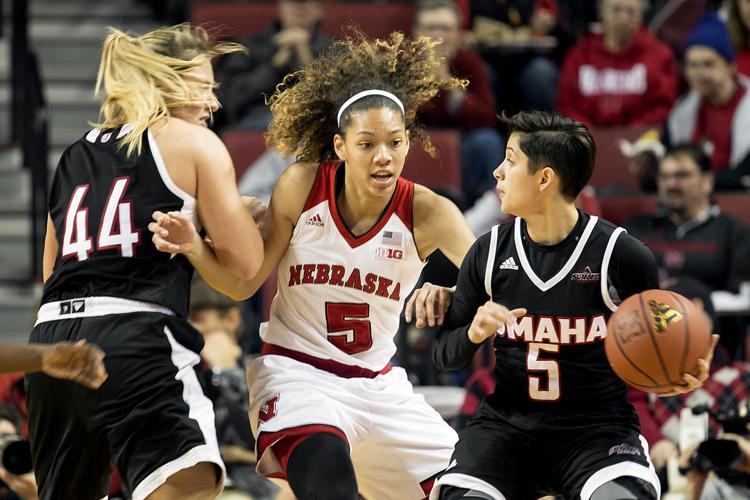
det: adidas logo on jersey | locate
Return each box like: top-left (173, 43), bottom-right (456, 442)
top-left (305, 213), bottom-right (324, 227)
top-left (499, 257), bottom-right (518, 270)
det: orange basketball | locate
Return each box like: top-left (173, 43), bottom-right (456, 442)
top-left (605, 289), bottom-right (711, 393)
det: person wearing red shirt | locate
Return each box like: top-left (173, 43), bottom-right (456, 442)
top-left (666, 12), bottom-right (750, 191)
top-left (557, 0), bottom-right (678, 126)
top-left (414, 0), bottom-right (504, 203)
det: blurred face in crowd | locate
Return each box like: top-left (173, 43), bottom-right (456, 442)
top-left (656, 153), bottom-right (713, 218)
top-left (738, 0), bottom-right (750, 30)
top-left (0, 419), bottom-right (15, 436)
top-left (684, 46), bottom-right (736, 102)
top-left (600, 0), bottom-right (644, 48)
top-left (279, 0), bottom-right (323, 30)
top-left (414, 6), bottom-right (462, 60)
top-left (188, 307), bottom-right (242, 338)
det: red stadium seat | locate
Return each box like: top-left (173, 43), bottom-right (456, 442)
top-left (715, 192), bottom-right (750, 227)
top-left (322, 2), bottom-right (415, 39)
top-left (221, 130), bottom-right (268, 179)
top-left (597, 194), bottom-right (658, 227)
top-left (589, 126), bottom-right (652, 193)
top-left (406, 129), bottom-right (462, 191)
top-left (191, 2), bottom-right (278, 38)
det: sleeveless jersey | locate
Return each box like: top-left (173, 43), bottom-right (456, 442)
top-left (42, 126), bottom-right (197, 317)
top-left (485, 214), bottom-right (629, 411)
top-left (261, 161), bottom-right (425, 371)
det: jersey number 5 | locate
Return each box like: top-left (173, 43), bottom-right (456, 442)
top-left (527, 343), bottom-right (560, 401)
top-left (325, 302), bottom-right (372, 354)
top-left (62, 177), bottom-right (141, 261)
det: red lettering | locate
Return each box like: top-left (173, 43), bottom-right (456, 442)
top-left (362, 273), bottom-right (378, 293)
top-left (314, 264), bottom-right (330, 284)
top-left (302, 264), bottom-right (316, 284)
top-left (288, 265), bottom-right (302, 286)
top-left (375, 277), bottom-right (393, 298)
top-left (344, 268), bottom-right (363, 290)
top-left (330, 265), bottom-right (346, 286)
top-left (389, 282), bottom-right (401, 301)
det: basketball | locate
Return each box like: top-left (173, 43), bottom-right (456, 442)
top-left (605, 289), bottom-right (711, 393)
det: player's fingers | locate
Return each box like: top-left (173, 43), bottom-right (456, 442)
top-left (404, 293), bottom-right (416, 323)
top-left (425, 288), bottom-right (438, 327)
top-left (151, 210), bottom-right (166, 222)
top-left (414, 291), bottom-right (428, 328)
top-left (510, 308), bottom-right (527, 319)
top-left (693, 358), bottom-right (710, 382)
top-left (147, 222), bottom-right (169, 238)
top-left (705, 334), bottom-right (720, 363)
top-left (437, 291), bottom-right (450, 326)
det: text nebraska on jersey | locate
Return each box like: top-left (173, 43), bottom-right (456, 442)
top-left (496, 314), bottom-right (607, 345)
top-left (287, 263), bottom-right (402, 301)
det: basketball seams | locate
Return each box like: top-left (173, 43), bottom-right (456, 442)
top-left (610, 308), bottom-right (663, 388)
top-left (665, 290), bottom-right (691, 379)
top-left (638, 293), bottom-right (674, 387)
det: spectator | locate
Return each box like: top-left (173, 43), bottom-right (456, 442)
top-left (215, 0), bottom-right (330, 130)
top-left (557, 0), bottom-right (678, 126)
top-left (665, 12), bottom-right (750, 190)
top-left (188, 279), bottom-right (278, 500)
top-left (727, 0), bottom-right (750, 77)
top-left (414, 0), bottom-right (504, 202)
top-left (625, 144), bottom-right (750, 356)
top-left (458, 0), bottom-right (570, 112)
top-left (0, 404), bottom-right (37, 500)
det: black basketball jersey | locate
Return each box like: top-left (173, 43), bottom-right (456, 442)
top-left (42, 126), bottom-right (195, 317)
top-left (434, 212), bottom-right (659, 413)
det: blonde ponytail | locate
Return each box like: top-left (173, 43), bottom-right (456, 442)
top-left (93, 23), bottom-right (245, 157)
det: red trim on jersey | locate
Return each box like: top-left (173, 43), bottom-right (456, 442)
top-left (420, 472), bottom-right (439, 498)
top-left (262, 343), bottom-right (392, 378)
top-left (301, 161), bottom-right (334, 213)
top-left (325, 161), bottom-right (415, 248)
top-left (256, 424), bottom-right (349, 480)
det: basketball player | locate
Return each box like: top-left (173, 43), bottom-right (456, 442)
top-left (0, 341), bottom-right (106, 388)
top-left (25, 24), bottom-right (263, 500)
top-left (150, 32), bottom-right (476, 499)
top-left (427, 111), bottom-right (718, 500)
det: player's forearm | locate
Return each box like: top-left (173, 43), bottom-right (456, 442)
top-left (188, 239), bottom-right (260, 301)
top-left (432, 325), bottom-right (481, 371)
top-left (0, 343), bottom-right (46, 374)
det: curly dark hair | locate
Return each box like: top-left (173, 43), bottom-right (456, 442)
top-left (265, 30), bottom-right (466, 162)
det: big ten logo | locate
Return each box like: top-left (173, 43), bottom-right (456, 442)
top-left (376, 247), bottom-right (403, 261)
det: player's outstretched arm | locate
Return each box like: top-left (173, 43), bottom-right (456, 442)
top-left (150, 162), bottom-right (316, 301)
top-left (406, 186), bottom-right (475, 328)
top-left (0, 341), bottom-right (107, 389)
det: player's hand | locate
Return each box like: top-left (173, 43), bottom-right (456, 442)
top-left (468, 301), bottom-right (527, 344)
top-left (40, 340), bottom-right (107, 389)
top-left (241, 196), bottom-right (268, 234)
top-left (649, 438), bottom-right (678, 470)
top-left (404, 283), bottom-right (454, 328)
top-left (0, 466), bottom-right (38, 500)
top-left (656, 334), bottom-right (719, 397)
top-left (149, 210), bottom-right (200, 256)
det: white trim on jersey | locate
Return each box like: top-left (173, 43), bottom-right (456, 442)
top-left (579, 435), bottom-right (660, 500)
top-left (85, 129), bottom-right (100, 143)
top-left (35, 296), bottom-right (175, 325)
top-left (431, 473), bottom-right (507, 500)
top-left (485, 225), bottom-right (499, 298)
top-left (600, 227), bottom-right (627, 312)
top-left (131, 326), bottom-right (225, 500)
top-left (147, 129), bottom-right (198, 227)
top-left (513, 216), bottom-right (599, 292)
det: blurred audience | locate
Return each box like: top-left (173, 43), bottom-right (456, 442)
top-left (189, 279), bottom-right (278, 500)
top-left (215, 0), bottom-right (330, 130)
top-left (558, 0), bottom-right (678, 126)
top-left (727, 0), bottom-right (750, 77)
top-left (414, 0), bottom-right (504, 203)
top-left (458, 0), bottom-right (570, 112)
top-left (665, 12), bottom-right (750, 190)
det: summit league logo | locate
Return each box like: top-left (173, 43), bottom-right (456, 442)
top-left (571, 266), bottom-right (600, 282)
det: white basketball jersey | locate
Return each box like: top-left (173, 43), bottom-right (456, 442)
top-left (260, 161), bottom-right (425, 371)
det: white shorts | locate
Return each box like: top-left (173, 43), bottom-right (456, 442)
top-left (247, 354), bottom-right (458, 500)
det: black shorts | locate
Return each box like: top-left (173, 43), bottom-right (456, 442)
top-left (434, 401), bottom-right (659, 500)
top-left (26, 309), bottom-right (224, 500)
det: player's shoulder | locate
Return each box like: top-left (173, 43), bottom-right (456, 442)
top-left (159, 117), bottom-right (223, 151)
top-left (412, 184), bottom-right (461, 224)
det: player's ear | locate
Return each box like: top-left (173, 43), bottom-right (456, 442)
top-left (538, 166), bottom-right (555, 193)
top-left (333, 133), bottom-right (346, 162)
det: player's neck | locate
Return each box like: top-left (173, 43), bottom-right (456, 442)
top-left (337, 181), bottom-right (392, 236)
top-left (524, 203), bottom-right (579, 245)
